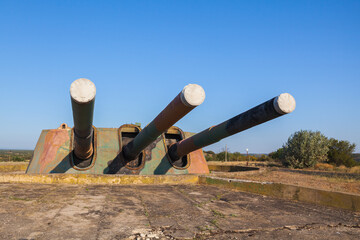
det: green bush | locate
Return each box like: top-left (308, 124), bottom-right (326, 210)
top-left (283, 130), bottom-right (329, 168)
top-left (258, 154), bottom-right (273, 162)
top-left (269, 148), bottom-right (285, 162)
top-left (11, 156), bottom-right (26, 162)
top-left (327, 138), bottom-right (357, 167)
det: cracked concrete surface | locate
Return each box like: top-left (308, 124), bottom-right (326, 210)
top-left (0, 183), bottom-right (359, 239)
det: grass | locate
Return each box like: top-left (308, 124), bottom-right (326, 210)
top-left (211, 209), bottom-right (225, 218)
top-left (314, 163), bottom-right (360, 174)
top-left (348, 166), bottom-right (360, 174)
top-left (196, 225), bottom-right (213, 232)
top-left (314, 163), bottom-right (334, 171)
top-left (216, 169), bottom-right (360, 194)
top-left (9, 196), bottom-right (31, 201)
top-left (215, 194), bottom-right (222, 200)
top-left (138, 195), bottom-right (150, 217)
top-left (209, 219), bottom-right (221, 228)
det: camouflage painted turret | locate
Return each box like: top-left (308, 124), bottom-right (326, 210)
top-left (26, 78), bottom-right (296, 175)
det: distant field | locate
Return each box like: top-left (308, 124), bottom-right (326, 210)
top-left (0, 150), bottom-right (33, 162)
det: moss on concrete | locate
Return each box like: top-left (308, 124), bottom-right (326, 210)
top-left (199, 176), bottom-right (360, 212)
top-left (0, 174), bottom-right (199, 185)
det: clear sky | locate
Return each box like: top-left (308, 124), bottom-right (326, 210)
top-left (0, 0), bottom-right (359, 153)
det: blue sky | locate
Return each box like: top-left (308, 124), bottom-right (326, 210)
top-left (0, 0), bottom-right (359, 153)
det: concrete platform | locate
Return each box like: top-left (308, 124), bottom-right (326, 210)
top-left (0, 183), bottom-right (359, 240)
top-left (1, 173), bottom-right (359, 212)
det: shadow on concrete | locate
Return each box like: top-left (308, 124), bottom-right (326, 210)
top-left (50, 152), bottom-right (72, 173)
top-left (104, 154), bottom-right (126, 174)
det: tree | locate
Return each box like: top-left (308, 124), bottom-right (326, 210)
top-left (204, 151), bottom-right (218, 161)
top-left (232, 152), bottom-right (243, 161)
top-left (283, 130), bottom-right (329, 168)
top-left (204, 150), bottom-right (215, 155)
top-left (217, 151), bottom-right (226, 161)
top-left (269, 148), bottom-right (285, 161)
top-left (327, 138), bottom-right (357, 167)
top-left (258, 154), bottom-right (272, 161)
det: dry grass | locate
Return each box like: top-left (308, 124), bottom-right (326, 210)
top-left (335, 165), bottom-right (348, 172)
top-left (349, 166), bottom-right (360, 174)
top-left (208, 161), bottom-right (360, 194)
top-left (209, 161), bottom-right (360, 173)
top-left (313, 164), bottom-right (360, 174)
top-left (208, 161), bottom-right (246, 166)
top-left (207, 161), bottom-right (281, 167)
top-left (314, 163), bottom-right (334, 171)
top-left (213, 168), bottom-right (360, 195)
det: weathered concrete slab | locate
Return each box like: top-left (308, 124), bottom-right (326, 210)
top-left (1, 173), bottom-right (360, 213)
top-left (0, 183), bottom-right (359, 239)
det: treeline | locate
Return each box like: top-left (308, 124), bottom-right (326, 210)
top-left (0, 150), bottom-right (33, 162)
top-left (204, 151), bottom-right (272, 162)
top-left (205, 130), bottom-right (358, 170)
top-left (270, 130), bottom-right (358, 169)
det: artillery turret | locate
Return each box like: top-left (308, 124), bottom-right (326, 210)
top-left (26, 78), bottom-right (295, 175)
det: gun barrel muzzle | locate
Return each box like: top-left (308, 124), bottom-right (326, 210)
top-left (122, 84), bottom-right (206, 160)
top-left (70, 78), bottom-right (96, 160)
top-left (168, 93), bottom-right (296, 161)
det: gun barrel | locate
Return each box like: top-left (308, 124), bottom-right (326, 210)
top-left (70, 78), bottom-right (96, 160)
top-left (168, 93), bottom-right (296, 161)
top-left (122, 84), bottom-right (205, 160)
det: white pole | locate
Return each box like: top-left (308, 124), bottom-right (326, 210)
top-left (246, 148), bottom-right (249, 166)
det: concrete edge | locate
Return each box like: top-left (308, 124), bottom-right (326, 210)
top-left (0, 174), bottom-right (199, 185)
top-left (199, 176), bottom-right (360, 212)
top-left (208, 165), bottom-right (259, 172)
